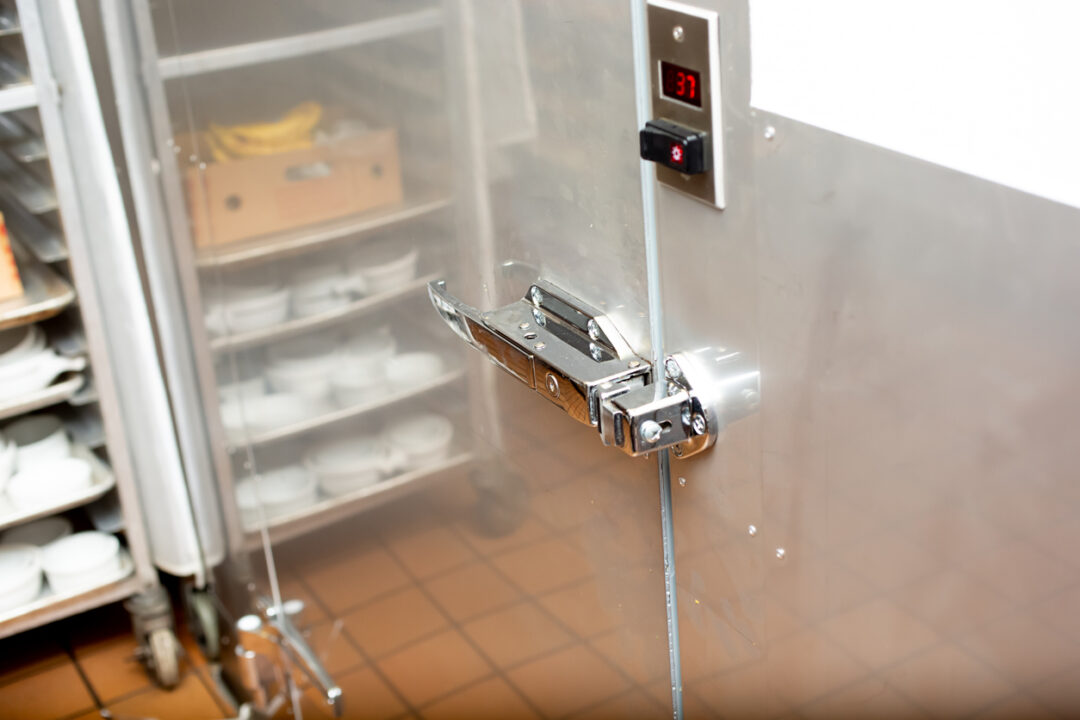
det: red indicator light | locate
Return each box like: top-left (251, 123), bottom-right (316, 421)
top-left (669, 143), bottom-right (685, 165)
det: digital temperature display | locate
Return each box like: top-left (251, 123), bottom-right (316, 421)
top-left (660, 61), bottom-right (702, 107)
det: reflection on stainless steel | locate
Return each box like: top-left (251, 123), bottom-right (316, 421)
top-left (659, 3), bottom-right (1080, 714)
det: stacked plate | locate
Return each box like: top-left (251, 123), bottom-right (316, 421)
top-left (0, 415), bottom-right (94, 510)
top-left (0, 325), bottom-right (85, 402)
top-left (0, 527), bottom-right (129, 611)
top-left (204, 243), bottom-right (419, 337)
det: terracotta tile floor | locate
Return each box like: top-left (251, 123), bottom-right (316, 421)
top-left (0, 603), bottom-right (231, 720)
top-left (7, 449), bottom-right (1080, 720)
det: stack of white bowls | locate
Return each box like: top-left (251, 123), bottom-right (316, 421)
top-left (1, 415), bottom-right (93, 511)
top-left (0, 544), bottom-right (42, 611)
top-left (266, 334), bottom-right (342, 401)
top-left (304, 436), bottom-right (405, 497)
top-left (328, 326), bottom-right (396, 407)
top-left (289, 261), bottom-right (353, 318)
top-left (0, 325), bottom-right (86, 401)
top-left (204, 244), bottom-right (420, 339)
top-left (235, 465), bottom-right (318, 528)
top-left (384, 413), bottom-right (454, 470)
top-left (346, 241), bottom-right (418, 295)
top-left (0, 524), bottom-right (122, 610)
top-left (41, 531), bottom-right (125, 594)
top-left (204, 275), bottom-right (290, 336)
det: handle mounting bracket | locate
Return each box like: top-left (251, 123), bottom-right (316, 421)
top-left (429, 279), bottom-right (757, 459)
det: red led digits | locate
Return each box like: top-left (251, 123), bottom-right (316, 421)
top-left (660, 61), bottom-right (702, 108)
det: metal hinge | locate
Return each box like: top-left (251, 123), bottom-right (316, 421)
top-left (429, 279), bottom-right (758, 459)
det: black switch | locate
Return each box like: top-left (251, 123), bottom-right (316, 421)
top-left (640, 119), bottom-right (710, 175)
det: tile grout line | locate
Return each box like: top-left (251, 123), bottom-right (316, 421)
top-left (61, 633), bottom-right (108, 716)
top-left (442, 522), bottom-right (653, 717)
top-left (293, 572), bottom-right (423, 719)
top-left (376, 529), bottom-right (550, 720)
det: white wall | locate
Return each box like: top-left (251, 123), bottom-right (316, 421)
top-left (749, 0), bottom-right (1080, 209)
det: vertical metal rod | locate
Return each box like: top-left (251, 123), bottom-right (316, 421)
top-left (630, 1), bottom-right (684, 718)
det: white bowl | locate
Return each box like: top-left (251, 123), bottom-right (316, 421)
top-left (1, 516), bottom-right (73, 547)
top-left (222, 287), bottom-right (291, 334)
top-left (347, 243), bottom-right (419, 295)
top-left (0, 349), bottom-right (86, 401)
top-left (266, 335), bottom-right (343, 401)
top-left (7, 458), bottom-right (94, 511)
top-left (384, 414), bottom-right (454, 470)
top-left (0, 325), bottom-right (45, 367)
top-left (265, 363), bottom-right (335, 402)
top-left (290, 263), bottom-right (352, 317)
top-left (4, 415), bottom-right (70, 469)
top-left (235, 465), bottom-right (318, 527)
top-left (0, 543), bottom-right (43, 611)
top-left (41, 531), bottom-right (121, 594)
top-left (305, 437), bottom-right (404, 497)
top-left (342, 327), bottom-right (396, 374)
top-left (385, 352), bottom-right (443, 390)
top-left (220, 393), bottom-right (324, 436)
top-left (217, 376), bottom-right (267, 405)
top-left (330, 364), bottom-right (387, 407)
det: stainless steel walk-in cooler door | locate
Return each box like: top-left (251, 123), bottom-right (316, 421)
top-left (103, 0), bottom-right (1080, 717)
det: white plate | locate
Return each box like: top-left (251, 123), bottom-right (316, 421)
top-left (0, 444), bottom-right (116, 532)
top-left (0, 373), bottom-right (85, 423)
top-left (0, 550), bottom-right (133, 622)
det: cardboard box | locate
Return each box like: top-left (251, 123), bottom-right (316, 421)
top-left (0, 212), bottom-right (24, 302)
top-left (185, 128), bottom-right (404, 248)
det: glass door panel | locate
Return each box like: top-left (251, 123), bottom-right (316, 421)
top-left (131, 1), bottom-right (675, 716)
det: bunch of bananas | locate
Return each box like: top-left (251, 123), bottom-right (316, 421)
top-left (204, 101), bottom-right (323, 162)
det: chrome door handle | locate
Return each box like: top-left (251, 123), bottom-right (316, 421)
top-left (429, 279), bottom-right (758, 458)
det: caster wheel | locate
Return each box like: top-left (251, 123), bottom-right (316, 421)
top-left (186, 588), bottom-right (221, 661)
top-left (148, 627), bottom-right (180, 688)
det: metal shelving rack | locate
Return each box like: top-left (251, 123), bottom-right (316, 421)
top-left (0, 0), bottom-right (187, 677)
top-left (103, 0), bottom-right (482, 631)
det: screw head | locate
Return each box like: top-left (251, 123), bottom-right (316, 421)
top-left (640, 420), bottom-right (663, 443)
top-left (678, 476), bottom-right (687, 487)
top-left (587, 318), bottom-right (601, 340)
top-left (589, 343), bottom-right (603, 362)
top-left (748, 524), bottom-right (758, 536)
top-left (518, 322), bottom-right (530, 330)
top-left (530, 287), bottom-right (543, 305)
top-left (764, 125), bottom-right (777, 141)
top-left (531, 307), bottom-right (546, 326)
top-left (691, 413), bottom-right (707, 436)
top-left (533, 341), bottom-right (546, 351)
top-left (665, 358), bottom-right (682, 379)
top-left (545, 374), bottom-right (560, 397)
top-left (628, 360), bottom-right (641, 369)
top-left (775, 547), bottom-right (786, 560)
top-left (672, 25), bottom-right (685, 42)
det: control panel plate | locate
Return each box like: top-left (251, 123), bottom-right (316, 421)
top-left (647, 0), bottom-right (725, 208)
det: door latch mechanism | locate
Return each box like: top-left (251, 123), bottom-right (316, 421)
top-left (429, 279), bottom-right (758, 459)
